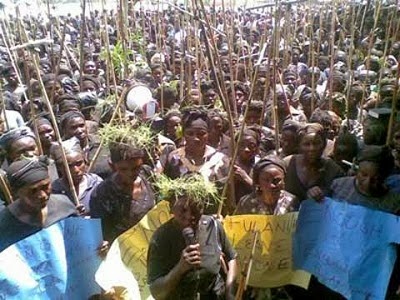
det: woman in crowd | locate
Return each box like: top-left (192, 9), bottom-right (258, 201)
top-left (50, 137), bottom-right (103, 214)
top-left (31, 117), bottom-right (56, 157)
top-left (0, 157), bottom-right (77, 252)
top-left (235, 155), bottom-right (297, 215)
top-left (162, 109), bottom-right (229, 180)
top-left (329, 145), bottom-right (400, 213)
top-left (90, 137), bottom-right (156, 242)
top-left (284, 123), bottom-right (344, 203)
top-left (207, 109), bottom-right (232, 156)
top-left (161, 108), bottom-right (231, 213)
top-left (306, 145), bottom-right (400, 299)
top-left (233, 128), bottom-right (261, 205)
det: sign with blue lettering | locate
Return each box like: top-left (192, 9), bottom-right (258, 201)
top-left (293, 198), bottom-right (400, 299)
top-left (0, 217), bottom-right (102, 299)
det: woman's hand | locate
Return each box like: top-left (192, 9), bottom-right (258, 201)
top-left (76, 204), bottom-right (86, 215)
top-left (97, 240), bottom-right (110, 260)
top-left (234, 165), bottom-right (253, 186)
top-left (178, 244), bottom-right (201, 273)
top-left (307, 186), bottom-right (324, 202)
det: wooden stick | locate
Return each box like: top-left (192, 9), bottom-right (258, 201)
top-left (194, 0), bottom-right (237, 214)
top-left (54, 27), bottom-right (80, 71)
top-left (376, 8), bottom-right (394, 105)
top-left (0, 85), bottom-right (10, 135)
top-left (31, 52), bottom-right (80, 206)
top-left (0, 19), bottom-right (29, 104)
top-left (13, 11), bottom-right (45, 156)
top-left (359, 0), bottom-right (382, 122)
top-left (235, 230), bottom-right (259, 299)
top-left (88, 84), bottom-right (132, 172)
top-left (0, 171), bottom-right (13, 204)
top-left (345, 4), bottom-right (356, 129)
top-left (327, 4), bottom-right (336, 111)
top-left (101, 0), bottom-right (118, 94)
top-left (386, 44), bottom-right (400, 145)
top-left (79, 0), bottom-right (87, 87)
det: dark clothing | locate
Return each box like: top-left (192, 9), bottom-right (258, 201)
top-left (285, 155), bottom-right (344, 202)
top-left (90, 171), bottom-right (156, 242)
top-left (86, 134), bottom-right (112, 180)
top-left (51, 173), bottom-right (103, 213)
top-left (330, 176), bottom-right (400, 213)
top-left (147, 216), bottom-right (236, 300)
top-left (0, 194), bottom-right (77, 252)
top-left (235, 190), bottom-right (297, 215)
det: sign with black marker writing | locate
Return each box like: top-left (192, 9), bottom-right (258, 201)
top-left (0, 217), bottom-right (102, 299)
top-left (224, 213), bottom-right (310, 288)
top-left (294, 198), bottom-right (400, 299)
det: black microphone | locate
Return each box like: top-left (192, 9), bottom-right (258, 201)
top-left (182, 227), bottom-right (196, 246)
top-left (182, 226), bottom-right (200, 298)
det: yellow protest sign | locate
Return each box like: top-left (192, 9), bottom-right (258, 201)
top-left (95, 201), bottom-right (172, 300)
top-left (96, 204), bottom-right (310, 299)
top-left (223, 213), bottom-right (310, 289)
top-left (117, 200), bottom-right (172, 299)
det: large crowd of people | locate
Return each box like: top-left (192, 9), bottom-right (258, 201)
top-left (0, 0), bottom-right (399, 299)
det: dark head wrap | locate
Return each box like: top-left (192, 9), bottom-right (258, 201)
top-left (282, 120), bottom-right (302, 133)
top-left (182, 108), bottom-right (208, 131)
top-left (50, 137), bottom-right (83, 164)
top-left (252, 155), bottom-right (286, 185)
top-left (7, 157), bottom-right (49, 191)
top-left (28, 117), bottom-right (52, 131)
top-left (0, 126), bottom-right (36, 153)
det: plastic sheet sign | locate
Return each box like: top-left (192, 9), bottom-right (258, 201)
top-left (224, 213), bottom-right (311, 289)
top-left (0, 217), bottom-right (102, 300)
top-left (294, 198), bottom-right (400, 300)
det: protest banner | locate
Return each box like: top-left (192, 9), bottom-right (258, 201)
top-left (96, 202), bottom-right (311, 299)
top-left (0, 217), bottom-right (102, 299)
top-left (96, 200), bottom-right (172, 300)
top-left (224, 213), bottom-right (310, 289)
top-left (294, 198), bottom-right (400, 299)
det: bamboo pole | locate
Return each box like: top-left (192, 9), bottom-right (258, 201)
top-left (235, 230), bottom-right (259, 300)
top-left (345, 4), bottom-right (356, 130)
top-left (359, 0), bottom-right (382, 122)
top-left (101, 0), bottom-right (118, 94)
top-left (13, 9), bottom-right (44, 156)
top-left (10, 10), bottom-right (80, 205)
top-left (326, 4), bottom-right (336, 111)
top-left (79, 0), bottom-right (87, 87)
top-left (386, 62), bottom-right (399, 146)
top-left (30, 52), bottom-right (80, 206)
top-left (0, 83), bottom-right (10, 131)
top-left (376, 8), bottom-right (394, 104)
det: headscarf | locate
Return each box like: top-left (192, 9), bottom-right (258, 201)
top-left (0, 126), bottom-right (36, 153)
top-left (50, 137), bottom-right (83, 164)
top-left (252, 155), bottom-right (286, 185)
top-left (7, 157), bottom-right (49, 191)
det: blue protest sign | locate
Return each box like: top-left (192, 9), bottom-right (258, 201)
top-left (0, 217), bottom-right (102, 299)
top-left (293, 198), bottom-right (400, 300)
